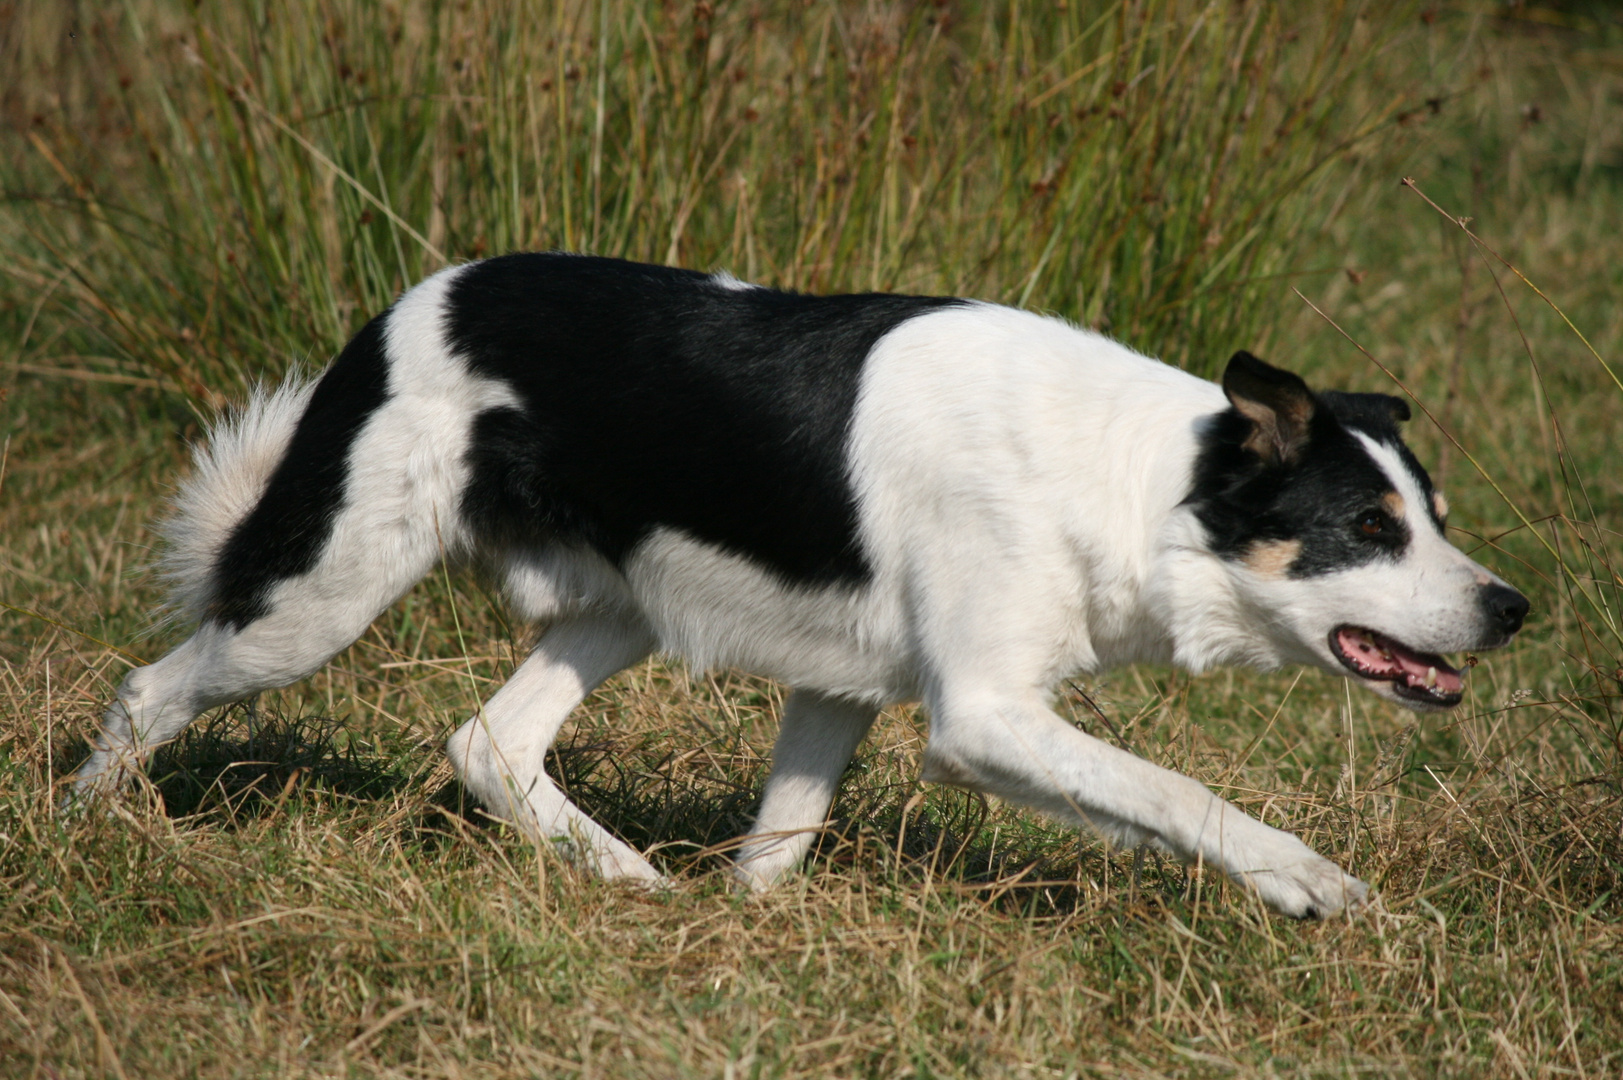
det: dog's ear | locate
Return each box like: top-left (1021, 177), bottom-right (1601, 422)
top-left (1222, 351), bottom-right (1316, 466)
top-left (1332, 391), bottom-right (1411, 425)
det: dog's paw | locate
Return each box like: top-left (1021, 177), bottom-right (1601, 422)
top-left (1239, 852), bottom-right (1369, 919)
top-left (57, 787), bottom-right (103, 818)
top-left (58, 761), bottom-right (133, 817)
top-left (615, 867), bottom-right (676, 892)
top-left (591, 840), bottom-right (671, 889)
top-left (731, 862), bottom-right (776, 894)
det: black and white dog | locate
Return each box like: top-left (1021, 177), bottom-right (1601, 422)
top-left (73, 254), bottom-right (1528, 918)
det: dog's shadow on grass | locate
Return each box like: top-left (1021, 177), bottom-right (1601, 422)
top-left (549, 734), bottom-right (1185, 918)
top-left (133, 704), bottom-right (418, 822)
top-left (59, 707), bottom-right (1187, 916)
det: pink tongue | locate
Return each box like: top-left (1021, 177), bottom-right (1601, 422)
top-left (1390, 647), bottom-right (1463, 693)
top-left (1337, 629), bottom-right (1463, 693)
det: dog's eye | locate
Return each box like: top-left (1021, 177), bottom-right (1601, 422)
top-left (1358, 513), bottom-right (1384, 536)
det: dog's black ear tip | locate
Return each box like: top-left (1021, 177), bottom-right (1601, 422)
top-left (1222, 351), bottom-right (1310, 397)
top-left (1325, 390), bottom-right (1413, 427)
top-left (1224, 350), bottom-right (1265, 376)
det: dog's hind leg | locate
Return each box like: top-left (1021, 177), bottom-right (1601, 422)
top-left (72, 629), bottom-right (231, 797)
top-left (733, 690), bottom-right (878, 891)
top-left (71, 525), bottom-right (446, 799)
top-left (446, 610), bottom-right (662, 883)
top-left (73, 264), bottom-right (524, 800)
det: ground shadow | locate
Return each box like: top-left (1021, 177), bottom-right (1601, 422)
top-left (54, 703), bottom-right (1204, 916)
top-left (136, 704), bottom-right (420, 822)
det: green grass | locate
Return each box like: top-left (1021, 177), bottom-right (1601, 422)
top-left (2, 1), bottom-right (1621, 1076)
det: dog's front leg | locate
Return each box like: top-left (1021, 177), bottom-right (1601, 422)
top-left (920, 692), bottom-right (1368, 918)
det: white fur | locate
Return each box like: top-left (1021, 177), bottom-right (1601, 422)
top-left (708, 270), bottom-right (760, 292)
top-left (159, 377), bottom-right (318, 622)
top-left (76, 277), bottom-right (1523, 920)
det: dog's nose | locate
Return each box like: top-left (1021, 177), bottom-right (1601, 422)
top-left (1481, 584), bottom-right (1529, 636)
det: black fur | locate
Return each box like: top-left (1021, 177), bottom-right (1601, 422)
top-left (447, 254), bottom-right (962, 585)
top-left (1186, 355), bottom-right (1439, 578)
top-left (208, 314), bottom-right (393, 629)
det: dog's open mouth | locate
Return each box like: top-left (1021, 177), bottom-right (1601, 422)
top-left (1330, 626), bottom-right (1465, 707)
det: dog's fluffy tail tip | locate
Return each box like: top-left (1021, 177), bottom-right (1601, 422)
top-left (156, 375), bottom-right (316, 624)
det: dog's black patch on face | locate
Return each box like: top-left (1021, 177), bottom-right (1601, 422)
top-left (449, 253), bottom-right (963, 585)
top-left (1320, 390), bottom-right (1445, 532)
top-left (208, 313), bottom-right (393, 630)
top-left (1186, 353), bottom-right (1442, 578)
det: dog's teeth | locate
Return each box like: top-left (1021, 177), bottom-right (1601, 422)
top-left (1380, 649), bottom-right (1393, 660)
top-left (1425, 666), bottom-right (1437, 688)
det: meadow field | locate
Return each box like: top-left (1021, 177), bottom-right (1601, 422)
top-left (1, 1), bottom-right (1620, 1076)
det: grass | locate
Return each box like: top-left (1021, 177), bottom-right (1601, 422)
top-left (2, 1), bottom-right (1621, 1076)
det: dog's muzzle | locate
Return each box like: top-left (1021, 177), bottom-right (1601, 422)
top-left (1329, 584), bottom-right (1529, 710)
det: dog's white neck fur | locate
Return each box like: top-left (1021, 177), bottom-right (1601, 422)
top-left (849, 303), bottom-right (1256, 687)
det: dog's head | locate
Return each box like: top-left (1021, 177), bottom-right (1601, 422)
top-left (1186, 351), bottom-right (1528, 711)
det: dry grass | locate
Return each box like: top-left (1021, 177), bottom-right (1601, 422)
top-left (2, 2), bottom-right (1621, 1077)
top-left (2, 625), bottom-right (1617, 1077)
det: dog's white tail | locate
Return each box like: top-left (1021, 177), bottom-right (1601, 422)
top-left (158, 376), bottom-right (317, 623)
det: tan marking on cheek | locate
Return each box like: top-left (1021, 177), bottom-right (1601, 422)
top-left (1382, 491), bottom-right (1406, 520)
top-left (1432, 490), bottom-right (1449, 524)
top-left (1244, 538), bottom-right (1302, 578)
